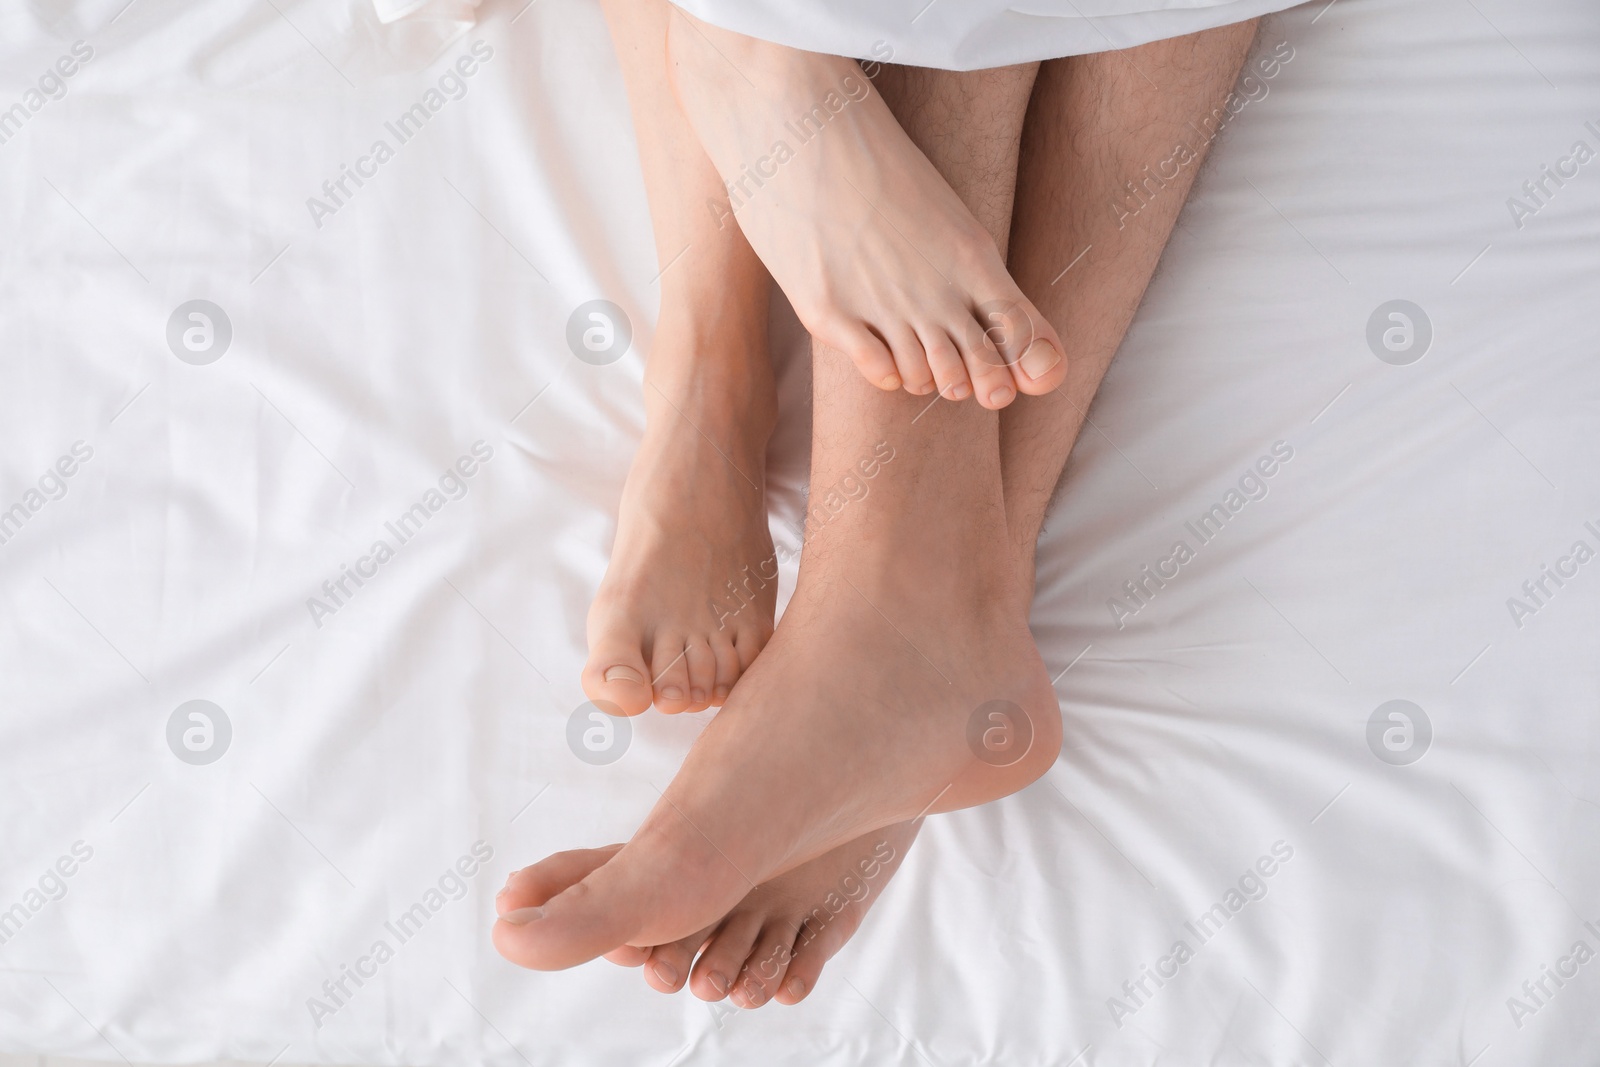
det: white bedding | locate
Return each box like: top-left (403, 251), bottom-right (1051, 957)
top-left (3, 0), bottom-right (1599, 1064)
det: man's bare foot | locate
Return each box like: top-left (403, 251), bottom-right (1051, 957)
top-left (580, 323), bottom-right (778, 715)
top-left (665, 13), bottom-right (1066, 409)
top-left (498, 822), bottom-right (920, 1006)
top-left (497, 487), bottom-right (1060, 967)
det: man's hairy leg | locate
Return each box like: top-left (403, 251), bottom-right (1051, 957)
top-left (1002, 22), bottom-right (1262, 579)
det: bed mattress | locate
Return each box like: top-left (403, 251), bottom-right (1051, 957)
top-left (2, 0), bottom-right (1599, 1064)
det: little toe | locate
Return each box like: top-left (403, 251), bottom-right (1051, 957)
top-left (824, 315), bottom-right (901, 392)
top-left (710, 638), bottom-right (742, 706)
top-left (650, 634), bottom-right (694, 713)
top-left (688, 911), bottom-right (764, 1001)
top-left (733, 622), bottom-right (771, 673)
top-left (581, 627), bottom-right (653, 717)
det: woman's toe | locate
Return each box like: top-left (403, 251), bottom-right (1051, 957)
top-left (684, 637), bottom-right (717, 712)
top-left (643, 935), bottom-right (703, 993)
top-left (957, 319), bottom-right (1018, 409)
top-left (650, 633), bottom-right (694, 713)
top-left (733, 920), bottom-right (802, 1008)
top-left (687, 910), bottom-right (764, 1001)
top-left (920, 326), bottom-right (972, 400)
top-left (581, 623), bottom-right (653, 716)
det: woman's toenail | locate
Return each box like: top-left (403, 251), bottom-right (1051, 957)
top-left (661, 686), bottom-right (683, 700)
top-left (880, 373), bottom-right (902, 390)
top-left (1020, 340), bottom-right (1062, 381)
top-left (786, 977), bottom-right (806, 998)
top-left (604, 665), bottom-right (645, 684)
top-left (500, 906), bottom-right (543, 925)
top-left (691, 688), bottom-right (706, 702)
top-left (709, 971), bottom-right (730, 995)
top-left (950, 383), bottom-right (971, 400)
top-left (652, 961), bottom-right (679, 987)
top-left (713, 687), bottom-right (729, 702)
top-left (989, 385), bottom-right (1015, 406)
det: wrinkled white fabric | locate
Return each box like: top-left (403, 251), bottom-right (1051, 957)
top-left (2, 0), bottom-right (1599, 1064)
top-left (669, 0), bottom-right (1311, 69)
top-left (372, 0), bottom-right (480, 26)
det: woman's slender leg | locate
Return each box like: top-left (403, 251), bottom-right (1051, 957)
top-left (585, 0), bottom-right (779, 715)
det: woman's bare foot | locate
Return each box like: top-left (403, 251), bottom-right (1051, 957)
top-left (498, 822), bottom-right (920, 1006)
top-left (581, 320), bottom-right (778, 715)
top-left (665, 12), bottom-right (1065, 409)
top-left (497, 413), bottom-right (1060, 967)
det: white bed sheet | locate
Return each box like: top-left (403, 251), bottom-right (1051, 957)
top-left (2, 0), bottom-right (1599, 1064)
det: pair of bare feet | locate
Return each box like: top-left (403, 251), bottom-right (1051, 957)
top-left (493, 12), bottom-right (1063, 1007)
top-left (494, 3), bottom-right (1260, 1009)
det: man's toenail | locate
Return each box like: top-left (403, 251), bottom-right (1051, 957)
top-left (786, 977), bottom-right (806, 998)
top-left (1020, 341), bottom-right (1062, 381)
top-left (652, 961), bottom-right (679, 986)
top-left (500, 906), bottom-right (543, 925)
top-left (661, 686), bottom-right (683, 700)
top-left (604, 665), bottom-right (645, 684)
top-left (709, 971), bottom-right (730, 995)
top-left (989, 385), bottom-right (1015, 406)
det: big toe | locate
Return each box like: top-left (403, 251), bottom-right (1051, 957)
top-left (1004, 302), bottom-right (1067, 395)
top-left (581, 633), bottom-right (653, 716)
top-left (493, 850), bottom-right (649, 971)
top-left (494, 823), bottom-right (751, 971)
